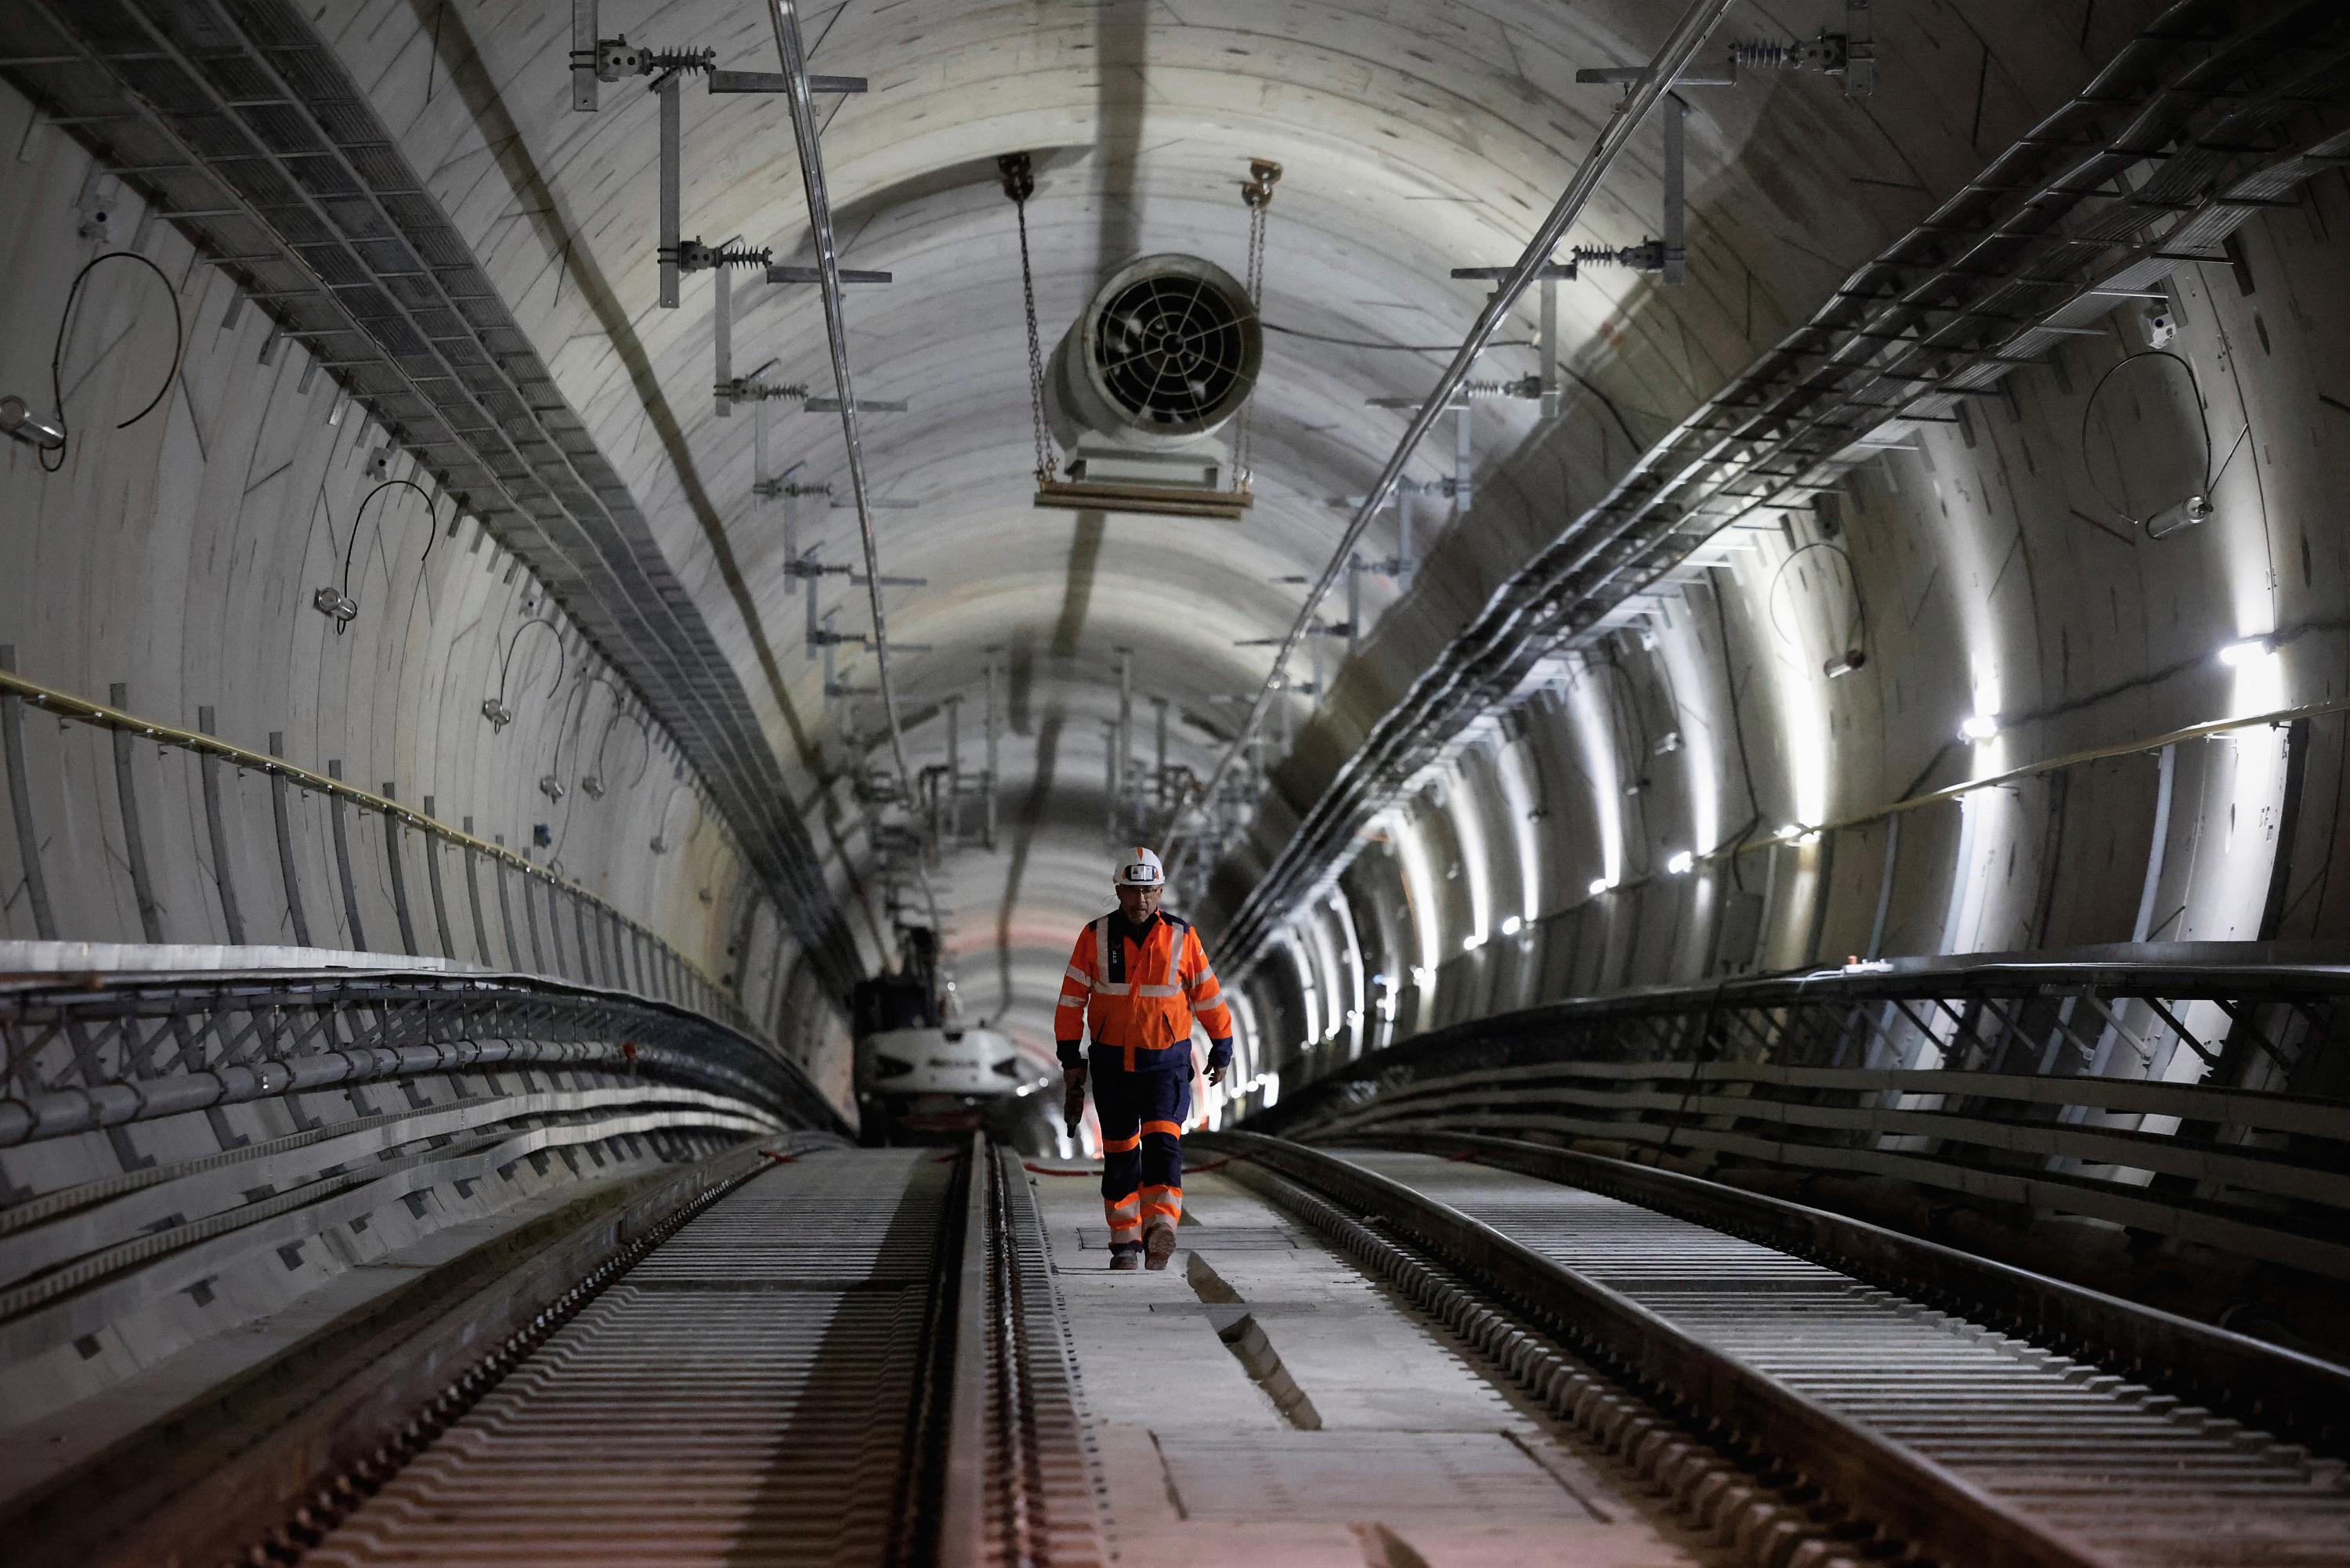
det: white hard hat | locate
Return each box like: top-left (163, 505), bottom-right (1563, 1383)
top-left (1115, 846), bottom-right (1166, 887)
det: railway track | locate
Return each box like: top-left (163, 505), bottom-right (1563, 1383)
top-left (238, 1140), bottom-right (1101, 1568)
top-left (1203, 1130), bottom-right (2350, 1568)
top-left (175, 1126), bottom-right (2348, 1567)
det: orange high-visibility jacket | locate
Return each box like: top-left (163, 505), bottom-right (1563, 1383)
top-left (1056, 912), bottom-right (1234, 1073)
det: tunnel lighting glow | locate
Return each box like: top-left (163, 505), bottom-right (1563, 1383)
top-left (2218, 636), bottom-right (2276, 667)
top-left (1779, 822), bottom-right (1805, 840)
top-left (1666, 850), bottom-right (1696, 876)
top-left (1653, 731), bottom-right (1682, 755)
top-left (1821, 649), bottom-right (1867, 680)
top-left (1500, 914), bottom-right (1524, 936)
top-left (1588, 877), bottom-right (1613, 897)
top-left (1461, 932), bottom-right (1485, 952)
top-left (1409, 965), bottom-right (1433, 988)
top-left (1959, 714), bottom-right (2000, 743)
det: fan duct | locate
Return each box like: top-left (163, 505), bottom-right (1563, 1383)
top-left (1046, 255), bottom-right (1262, 492)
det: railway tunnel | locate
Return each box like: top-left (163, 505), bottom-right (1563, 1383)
top-left (2, 0), bottom-right (2348, 1563)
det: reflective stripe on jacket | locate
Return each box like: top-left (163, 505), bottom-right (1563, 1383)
top-left (1056, 912), bottom-right (1234, 1072)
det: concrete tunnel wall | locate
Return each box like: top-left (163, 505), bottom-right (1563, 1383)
top-left (0, 83), bottom-right (854, 1102)
top-left (1208, 190), bottom-right (2350, 1116)
top-left (5, 0), bottom-right (2350, 1134)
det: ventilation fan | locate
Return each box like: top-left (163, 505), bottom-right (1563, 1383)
top-left (1091, 270), bottom-right (1254, 432)
top-left (1040, 254), bottom-right (1263, 517)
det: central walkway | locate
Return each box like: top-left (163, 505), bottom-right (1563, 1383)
top-left (1027, 1158), bottom-right (1716, 1568)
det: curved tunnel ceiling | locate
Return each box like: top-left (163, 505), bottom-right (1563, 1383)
top-left (297, 0), bottom-right (2191, 1053)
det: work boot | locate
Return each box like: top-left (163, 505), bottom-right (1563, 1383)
top-left (1108, 1248), bottom-right (1141, 1272)
top-left (1144, 1223), bottom-right (1178, 1271)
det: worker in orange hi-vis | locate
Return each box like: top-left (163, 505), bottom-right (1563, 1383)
top-left (1057, 847), bottom-right (1235, 1271)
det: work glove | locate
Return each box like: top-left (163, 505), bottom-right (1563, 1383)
top-left (1062, 1065), bottom-right (1088, 1136)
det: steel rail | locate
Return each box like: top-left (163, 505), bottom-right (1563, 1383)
top-left (1162, 0), bottom-right (1741, 880)
top-left (761, 0), bottom-right (944, 945)
top-left (0, 667), bottom-right (737, 1020)
top-left (1365, 1130), bottom-right (2350, 1449)
top-left (232, 1146), bottom-right (967, 1568)
top-left (2, 1137), bottom-right (808, 1568)
top-left (938, 1132), bottom-right (992, 1565)
top-left (1203, 1130), bottom-right (2125, 1568)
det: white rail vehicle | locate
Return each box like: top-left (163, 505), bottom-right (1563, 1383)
top-left (855, 1025), bottom-right (1028, 1138)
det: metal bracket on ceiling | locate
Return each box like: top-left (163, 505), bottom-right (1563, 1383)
top-left (1553, 1), bottom-right (1876, 296)
top-left (713, 371), bottom-right (908, 414)
top-left (1575, 0), bottom-right (1875, 99)
top-left (580, 3), bottom-right (869, 110)
top-left (1447, 266), bottom-right (1574, 414)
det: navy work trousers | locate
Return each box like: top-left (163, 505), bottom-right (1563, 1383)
top-left (1094, 1066), bottom-right (1189, 1251)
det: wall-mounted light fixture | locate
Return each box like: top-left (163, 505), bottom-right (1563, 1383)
top-left (1461, 932), bottom-right (1485, 952)
top-left (1959, 713), bottom-right (2000, 743)
top-left (311, 587), bottom-right (359, 627)
top-left (0, 395), bottom-right (67, 451)
top-left (538, 775), bottom-right (567, 803)
top-left (580, 775), bottom-right (607, 799)
top-left (480, 698), bottom-right (514, 732)
top-left (2218, 635), bottom-right (2276, 667)
top-left (1666, 850), bottom-right (1695, 875)
top-left (1653, 731), bottom-right (1682, 755)
top-left (1500, 914), bottom-right (1524, 936)
top-left (1589, 877), bottom-right (1614, 897)
top-left (1822, 648), bottom-right (1866, 679)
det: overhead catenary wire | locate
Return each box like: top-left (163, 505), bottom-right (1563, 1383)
top-left (44, 250), bottom-right (183, 474)
top-left (1261, 322), bottom-right (1536, 353)
top-left (1162, 0), bottom-right (1742, 882)
top-left (762, 0), bottom-right (944, 951)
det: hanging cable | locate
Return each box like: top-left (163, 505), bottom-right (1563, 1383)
top-left (340, 477), bottom-right (439, 610)
top-left (592, 699), bottom-right (657, 790)
top-left (547, 671), bottom-right (610, 782)
top-left (998, 152), bottom-right (1056, 486)
top-left (43, 251), bottom-right (184, 475)
top-left (483, 616), bottom-right (566, 732)
top-left (2079, 349), bottom-right (2218, 540)
top-left (1707, 580), bottom-right (1765, 891)
top-left (1764, 540), bottom-right (1868, 665)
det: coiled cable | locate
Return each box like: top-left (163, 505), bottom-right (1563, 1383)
top-left (44, 251), bottom-right (184, 474)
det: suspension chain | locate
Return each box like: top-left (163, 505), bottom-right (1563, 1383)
top-left (1235, 157), bottom-right (1281, 493)
top-left (998, 154), bottom-right (1055, 487)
